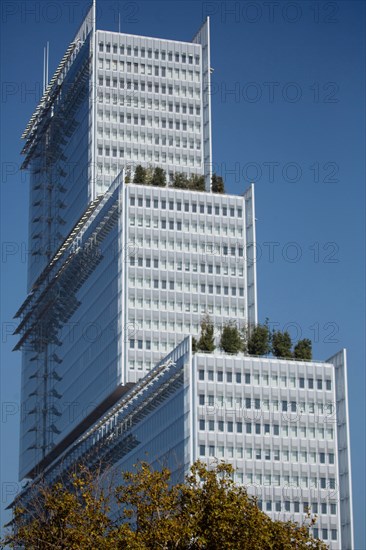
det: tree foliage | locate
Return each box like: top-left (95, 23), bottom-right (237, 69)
top-left (172, 172), bottom-right (205, 191)
top-left (133, 165), bottom-right (147, 184)
top-left (2, 466), bottom-right (116, 549)
top-left (220, 323), bottom-right (244, 354)
top-left (271, 330), bottom-right (293, 359)
top-left (211, 173), bottom-right (225, 193)
top-left (2, 461), bottom-right (327, 550)
top-left (294, 338), bottom-right (313, 360)
top-left (197, 314), bottom-right (216, 353)
top-left (247, 323), bottom-right (271, 356)
top-left (151, 167), bottom-right (166, 187)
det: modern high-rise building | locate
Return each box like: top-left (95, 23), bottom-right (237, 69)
top-left (11, 3), bottom-right (353, 549)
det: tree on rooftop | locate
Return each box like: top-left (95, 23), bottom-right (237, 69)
top-left (220, 322), bottom-right (244, 354)
top-left (212, 173), bottom-right (225, 193)
top-left (188, 174), bottom-right (205, 191)
top-left (247, 322), bottom-right (271, 356)
top-left (197, 314), bottom-right (215, 353)
top-left (271, 330), bottom-right (293, 359)
top-left (172, 172), bottom-right (189, 189)
top-left (133, 164), bottom-right (147, 184)
top-left (151, 166), bottom-right (166, 187)
top-left (294, 338), bottom-right (313, 360)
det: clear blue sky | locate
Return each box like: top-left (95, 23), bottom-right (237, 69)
top-left (1, 0), bottom-right (365, 546)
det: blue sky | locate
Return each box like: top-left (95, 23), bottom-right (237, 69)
top-left (1, 0), bottom-right (365, 546)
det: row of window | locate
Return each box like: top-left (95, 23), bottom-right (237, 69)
top-left (200, 446), bottom-right (336, 481)
top-left (129, 277), bottom-right (245, 296)
top-left (130, 257), bottom-right (245, 276)
top-left (128, 298), bottom-right (245, 317)
top-left (130, 339), bottom-right (151, 350)
top-left (97, 60), bottom-right (202, 97)
top-left (200, 395), bottom-right (334, 417)
top-left (98, 43), bottom-right (200, 66)
top-left (98, 62), bottom-right (201, 81)
top-left (127, 237), bottom-right (246, 260)
top-left (130, 195), bottom-right (243, 218)
top-left (98, 138), bottom-right (201, 157)
top-left (97, 128), bottom-right (201, 147)
top-left (199, 370), bottom-right (332, 391)
top-left (198, 418), bottom-right (334, 448)
top-left (313, 527), bottom-right (337, 541)
top-left (129, 219), bottom-right (244, 239)
top-left (97, 107), bottom-right (201, 134)
top-left (97, 97), bottom-right (200, 117)
top-left (98, 87), bottom-right (201, 119)
top-left (129, 359), bottom-right (154, 371)
top-left (97, 151), bottom-right (201, 167)
top-left (262, 498), bottom-right (336, 517)
top-left (198, 416), bottom-right (334, 440)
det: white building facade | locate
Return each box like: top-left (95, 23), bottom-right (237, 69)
top-left (13, 338), bottom-right (353, 549)
top-left (13, 4), bottom-right (353, 550)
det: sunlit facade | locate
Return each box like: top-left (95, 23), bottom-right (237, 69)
top-left (13, 4), bottom-right (353, 550)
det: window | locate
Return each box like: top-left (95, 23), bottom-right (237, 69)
top-left (317, 378), bottom-right (323, 390)
top-left (326, 379), bottom-right (332, 390)
top-left (228, 421), bottom-right (233, 432)
top-left (226, 372), bottom-right (232, 383)
top-left (273, 424), bottom-right (279, 436)
top-left (199, 419), bottom-right (205, 430)
top-left (237, 422), bottom-right (242, 433)
top-left (299, 377), bottom-right (305, 388)
top-left (199, 395), bottom-right (205, 405)
top-left (246, 423), bottom-right (252, 434)
top-left (208, 420), bottom-right (215, 431)
top-left (255, 424), bottom-right (261, 435)
top-left (199, 445), bottom-right (205, 456)
top-left (245, 373), bottom-right (251, 384)
top-left (199, 369), bottom-right (204, 381)
top-left (217, 371), bottom-right (223, 382)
